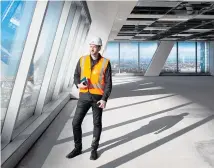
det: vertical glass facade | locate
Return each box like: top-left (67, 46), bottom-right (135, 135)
top-left (16, 1), bottom-right (64, 128)
top-left (1, 0), bottom-right (36, 128)
top-left (120, 42), bottom-right (138, 73)
top-left (162, 43), bottom-right (177, 73)
top-left (178, 42), bottom-right (196, 73)
top-left (139, 42), bottom-right (158, 73)
top-left (45, 4), bottom-right (77, 105)
top-left (197, 42), bottom-right (209, 73)
top-left (1, 0), bottom-right (91, 142)
top-left (104, 41), bottom-right (210, 75)
top-left (103, 42), bottom-right (119, 74)
top-left (162, 41), bottom-right (209, 74)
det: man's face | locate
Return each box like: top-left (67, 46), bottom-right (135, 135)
top-left (90, 44), bottom-right (101, 55)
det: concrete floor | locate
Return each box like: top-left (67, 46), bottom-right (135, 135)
top-left (16, 76), bottom-right (214, 168)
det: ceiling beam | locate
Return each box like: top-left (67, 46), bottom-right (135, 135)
top-left (147, 3), bottom-right (214, 40)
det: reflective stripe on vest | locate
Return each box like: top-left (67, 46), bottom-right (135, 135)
top-left (81, 56), bottom-right (85, 79)
top-left (99, 58), bottom-right (107, 84)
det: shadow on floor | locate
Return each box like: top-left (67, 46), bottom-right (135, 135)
top-left (82, 113), bottom-right (189, 155)
top-left (97, 114), bottom-right (214, 168)
top-left (56, 102), bottom-right (192, 145)
top-left (70, 94), bottom-right (177, 119)
top-left (110, 77), bottom-right (214, 112)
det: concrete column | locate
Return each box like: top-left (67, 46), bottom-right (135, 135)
top-left (145, 41), bottom-right (174, 76)
top-left (209, 41), bottom-right (214, 76)
top-left (81, 1), bottom-right (137, 56)
top-left (82, 1), bottom-right (119, 55)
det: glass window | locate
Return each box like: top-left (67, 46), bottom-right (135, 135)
top-left (15, 1), bottom-right (64, 128)
top-left (139, 42), bottom-right (157, 73)
top-left (103, 42), bottom-right (119, 74)
top-left (45, 4), bottom-right (76, 105)
top-left (120, 42), bottom-right (138, 73)
top-left (178, 42), bottom-right (196, 73)
top-left (162, 43), bottom-right (177, 73)
top-left (197, 42), bottom-right (209, 73)
top-left (1, 1), bottom-right (36, 129)
top-left (205, 42), bottom-right (210, 73)
top-left (58, 19), bottom-right (85, 95)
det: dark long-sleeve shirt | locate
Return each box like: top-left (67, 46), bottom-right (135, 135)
top-left (74, 54), bottom-right (112, 102)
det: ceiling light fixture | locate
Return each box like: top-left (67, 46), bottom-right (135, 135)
top-left (144, 27), bottom-right (168, 30)
top-left (172, 34), bottom-right (192, 37)
top-left (117, 18), bottom-right (123, 21)
top-left (186, 29), bottom-right (213, 32)
top-left (158, 17), bottom-right (189, 21)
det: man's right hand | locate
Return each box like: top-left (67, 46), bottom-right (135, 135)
top-left (77, 82), bottom-right (88, 89)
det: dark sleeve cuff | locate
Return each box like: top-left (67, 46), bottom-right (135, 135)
top-left (101, 96), bottom-right (108, 102)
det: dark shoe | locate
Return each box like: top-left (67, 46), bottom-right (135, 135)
top-left (66, 148), bottom-right (82, 159)
top-left (90, 150), bottom-right (98, 160)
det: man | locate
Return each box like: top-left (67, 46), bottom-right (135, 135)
top-left (66, 37), bottom-right (112, 160)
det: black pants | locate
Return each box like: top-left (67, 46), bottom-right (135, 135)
top-left (72, 99), bottom-right (103, 150)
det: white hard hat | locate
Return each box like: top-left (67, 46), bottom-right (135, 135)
top-left (89, 37), bottom-right (102, 46)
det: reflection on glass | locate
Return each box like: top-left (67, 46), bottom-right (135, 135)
top-left (1, 1), bottom-right (36, 128)
top-left (103, 42), bottom-right (119, 74)
top-left (140, 42), bottom-right (157, 73)
top-left (178, 42), bottom-right (196, 73)
top-left (15, 1), bottom-right (64, 128)
top-left (120, 42), bottom-right (138, 73)
top-left (197, 42), bottom-right (209, 73)
top-left (162, 43), bottom-right (177, 73)
top-left (45, 4), bottom-right (76, 105)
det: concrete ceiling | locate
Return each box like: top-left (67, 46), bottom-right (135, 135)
top-left (82, 1), bottom-right (138, 54)
top-left (108, 0), bottom-right (214, 41)
top-left (108, 1), bottom-right (139, 41)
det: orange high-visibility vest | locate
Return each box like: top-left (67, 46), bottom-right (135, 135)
top-left (80, 55), bottom-right (109, 95)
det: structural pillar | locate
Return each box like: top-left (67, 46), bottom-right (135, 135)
top-left (144, 41), bottom-right (174, 76)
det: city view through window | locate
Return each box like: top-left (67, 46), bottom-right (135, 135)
top-left (1, 1), bottom-right (36, 126)
top-left (104, 41), bottom-right (209, 74)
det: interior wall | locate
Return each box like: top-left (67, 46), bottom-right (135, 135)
top-left (82, 1), bottom-right (120, 55)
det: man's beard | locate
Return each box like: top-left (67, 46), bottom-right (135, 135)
top-left (91, 52), bottom-right (98, 56)
top-left (91, 52), bottom-right (98, 60)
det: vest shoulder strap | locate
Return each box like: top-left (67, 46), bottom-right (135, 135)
top-left (101, 56), bottom-right (109, 62)
top-left (80, 55), bottom-right (90, 60)
top-left (80, 55), bottom-right (90, 65)
top-left (101, 57), bottom-right (109, 68)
